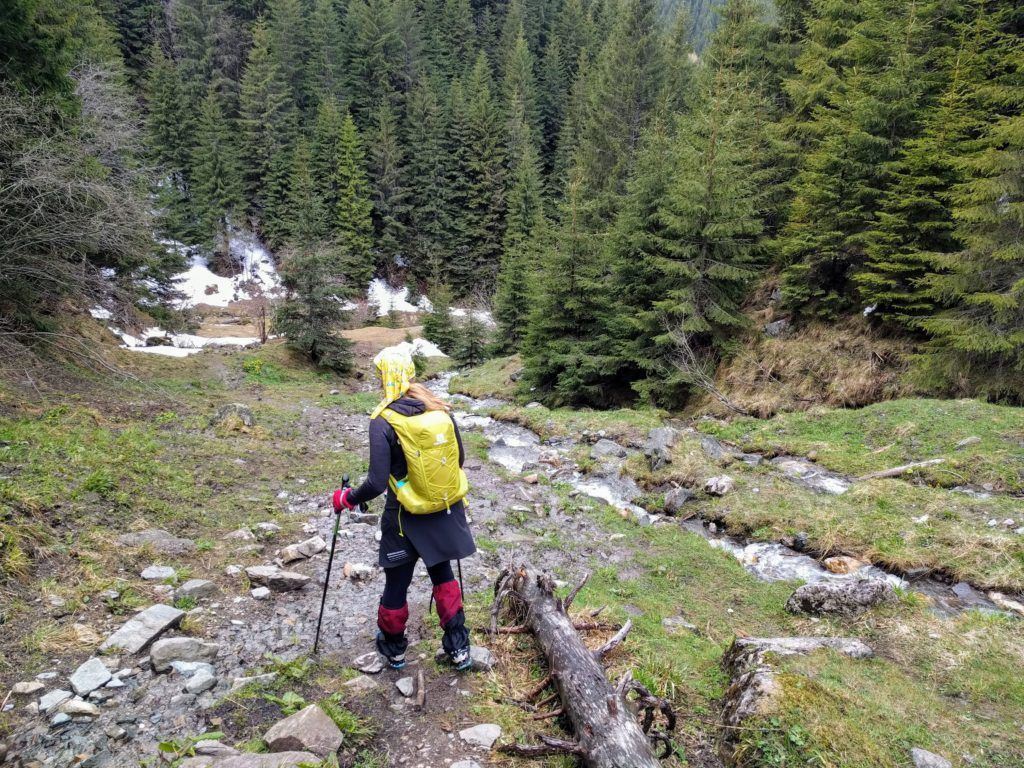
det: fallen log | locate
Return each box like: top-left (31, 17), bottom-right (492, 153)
top-left (497, 565), bottom-right (663, 768)
top-left (857, 457), bottom-right (944, 481)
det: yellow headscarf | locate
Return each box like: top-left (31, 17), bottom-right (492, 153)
top-left (370, 346), bottom-right (416, 419)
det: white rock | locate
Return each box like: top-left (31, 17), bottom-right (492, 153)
top-left (225, 565), bottom-right (243, 577)
top-left (705, 475), bottom-right (735, 496)
top-left (343, 674), bottom-right (378, 693)
top-left (469, 646), bottom-right (496, 672)
top-left (459, 723), bottom-right (501, 749)
top-left (225, 529), bottom-right (257, 542)
top-left (38, 690), bottom-right (72, 712)
top-left (451, 762), bottom-right (483, 768)
top-left (185, 670), bottom-right (217, 694)
top-left (280, 536), bottom-right (327, 563)
top-left (911, 747), bottom-right (952, 768)
top-left (99, 604), bottom-right (185, 654)
top-left (395, 677), bottom-right (415, 697)
top-left (251, 586), bottom-right (271, 600)
top-left (141, 565), bottom-right (176, 581)
top-left (170, 661), bottom-right (216, 677)
top-left (11, 682), bottom-right (44, 696)
top-left (352, 652), bottom-right (385, 674)
top-left (254, 522), bottom-right (281, 539)
top-left (263, 704), bottom-right (344, 758)
top-left (59, 698), bottom-right (99, 717)
top-left (150, 637), bottom-right (220, 673)
top-left (69, 658), bottom-right (112, 696)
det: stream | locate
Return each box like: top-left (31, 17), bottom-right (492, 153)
top-left (430, 374), bottom-right (1004, 617)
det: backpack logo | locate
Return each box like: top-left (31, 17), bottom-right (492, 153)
top-left (434, 432), bottom-right (447, 445)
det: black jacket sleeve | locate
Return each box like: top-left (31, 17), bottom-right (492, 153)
top-left (452, 415), bottom-right (465, 468)
top-left (349, 417), bottom-right (392, 505)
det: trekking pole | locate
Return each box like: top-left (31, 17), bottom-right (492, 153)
top-left (313, 474), bottom-right (348, 655)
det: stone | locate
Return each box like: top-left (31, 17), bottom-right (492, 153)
top-left (591, 439), bottom-right (627, 460)
top-left (469, 645), bottom-right (496, 672)
top-left (254, 522), bottom-right (281, 539)
top-left (663, 487), bottom-right (696, 515)
top-left (954, 436), bottom-right (981, 450)
top-left (662, 616), bottom-right (697, 633)
top-left (117, 529), bottom-right (195, 555)
top-left (69, 658), bottom-right (112, 696)
top-left (150, 637), bottom-right (220, 672)
top-left (352, 652), bottom-right (385, 674)
top-left (343, 562), bottom-right (374, 581)
top-left (988, 592), bottom-right (1024, 617)
top-left (705, 475), bottom-right (735, 496)
top-left (59, 698), bottom-right (99, 717)
top-left (50, 712), bottom-right (71, 726)
top-left (229, 673), bottom-right (277, 693)
top-left (279, 536), bottom-right (327, 564)
top-left (786, 579), bottom-right (896, 617)
top-left (100, 604), bottom-right (184, 654)
top-left (451, 762), bottom-right (483, 768)
top-left (395, 677), bottom-right (415, 697)
top-left (343, 674), bottom-right (378, 693)
top-left (185, 670), bottom-right (217, 694)
top-left (39, 689), bottom-right (73, 712)
top-left (175, 579), bottom-right (217, 600)
top-left (194, 741), bottom-right (240, 757)
top-left (171, 661), bottom-right (215, 677)
top-left (459, 723), bottom-right (501, 749)
top-left (211, 403), bottom-right (255, 428)
top-left (245, 566), bottom-right (310, 592)
top-left (522, 473), bottom-right (539, 484)
top-left (251, 587), bottom-right (271, 600)
top-left (731, 636), bottom-right (874, 660)
top-left (140, 565), bottom-right (176, 581)
top-left (911, 747), bottom-right (953, 768)
top-left (700, 436), bottom-right (735, 462)
top-left (11, 681), bottom-right (44, 696)
top-left (225, 529), bottom-right (257, 542)
top-left (264, 705), bottom-right (344, 758)
top-left (643, 427), bottom-right (677, 471)
top-left (184, 753), bottom-right (319, 768)
top-left (764, 318), bottom-right (790, 338)
top-left (821, 556), bottom-right (866, 575)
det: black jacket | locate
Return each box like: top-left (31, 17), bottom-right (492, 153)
top-left (349, 397), bottom-right (476, 568)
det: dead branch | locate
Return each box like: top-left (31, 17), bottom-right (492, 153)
top-left (498, 735), bottom-right (586, 757)
top-left (561, 571), bottom-right (590, 612)
top-left (593, 619), bottom-right (633, 661)
top-left (857, 458), bottom-right (945, 481)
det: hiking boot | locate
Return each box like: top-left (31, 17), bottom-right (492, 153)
top-left (375, 630), bottom-right (408, 670)
top-left (441, 608), bottom-right (471, 671)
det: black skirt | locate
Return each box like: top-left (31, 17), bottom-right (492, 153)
top-left (378, 496), bottom-right (476, 569)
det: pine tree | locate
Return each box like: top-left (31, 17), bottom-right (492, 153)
top-left (267, 0), bottom-right (312, 112)
top-left (335, 110), bottom-right (376, 285)
top-left (312, 99), bottom-right (345, 216)
top-left (538, 34), bottom-right (568, 170)
top-left (191, 83), bottom-right (245, 258)
top-left (368, 101), bottom-right (411, 270)
top-left (422, 284), bottom-right (458, 353)
top-left (441, 79), bottom-right (474, 287)
top-left (238, 18), bottom-right (296, 245)
top-left (463, 53), bottom-right (507, 288)
top-left (309, 0), bottom-right (345, 101)
top-left (287, 138), bottom-right (329, 246)
top-left (502, 30), bottom-right (541, 147)
top-left (274, 243), bottom-right (356, 372)
top-left (431, 0), bottom-right (476, 81)
top-left (404, 76), bottom-right (450, 279)
top-left (454, 310), bottom-right (492, 366)
top-left (342, 0), bottom-right (402, 124)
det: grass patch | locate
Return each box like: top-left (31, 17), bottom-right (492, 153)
top-left (700, 398), bottom-right (1024, 491)
top-left (493, 403), bottom-right (664, 446)
top-left (449, 355), bottom-right (523, 400)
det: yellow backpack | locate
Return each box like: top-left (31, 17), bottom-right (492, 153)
top-left (380, 408), bottom-right (469, 514)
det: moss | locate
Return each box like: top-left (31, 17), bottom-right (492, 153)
top-left (449, 354), bottom-right (523, 400)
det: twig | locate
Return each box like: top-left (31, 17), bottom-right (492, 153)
top-left (535, 691), bottom-right (559, 709)
top-left (561, 571), bottom-right (590, 612)
top-left (525, 674), bottom-right (553, 699)
top-left (532, 707), bottom-right (564, 721)
top-left (593, 618), bottom-right (633, 660)
top-left (414, 669), bottom-right (425, 710)
top-left (489, 587), bottom-right (511, 637)
top-left (857, 458), bottom-right (945, 481)
top-left (498, 735), bottom-right (585, 757)
top-left (572, 621), bottom-right (620, 632)
top-left (588, 605), bottom-right (607, 617)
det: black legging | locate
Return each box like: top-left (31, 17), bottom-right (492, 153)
top-left (381, 560), bottom-right (454, 609)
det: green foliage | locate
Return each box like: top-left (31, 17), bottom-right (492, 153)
top-left (453, 310), bottom-right (492, 367)
top-left (334, 111), bottom-right (375, 286)
top-left (191, 83), bottom-right (245, 257)
top-left (421, 284), bottom-right (457, 354)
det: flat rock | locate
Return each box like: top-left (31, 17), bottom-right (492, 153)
top-left (39, 689), bottom-right (72, 712)
top-left (591, 439), bottom-right (627, 460)
top-left (662, 616), bottom-right (697, 633)
top-left (254, 522), bottom-right (281, 540)
top-left (786, 579), bottom-right (895, 617)
top-left (459, 723), bottom-right (501, 749)
top-left (470, 645), bottom-right (496, 672)
top-left (225, 529), bottom-right (257, 542)
top-left (171, 661), bottom-right (215, 677)
top-left (451, 762), bottom-right (483, 768)
top-left (280, 536), bottom-right (327, 564)
top-left (251, 587), bottom-right (271, 600)
top-left (59, 698), bottom-right (99, 717)
top-left (11, 681), bottom-right (44, 696)
top-left (118, 529), bottom-right (195, 555)
top-left (705, 475), bottom-right (734, 496)
top-left (245, 566), bottom-right (310, 592)
top-left (229, 673), bottom-right (277, 693)
top-left (175, 579), bottom-right (217, 599)
top-left (141, 565), bottom-right (176, 581)
top-left (821, 556), bottom-right (866, 575)
top-left (69, 658), bottom-right (112, 696)
top-left (194, 741), bottom-right (240, 757)
top-left (664, 487), bottom-right (696, 514)
top-left (182, 751), bottom-right (320, 768)
top-left (731, 636), bottom-right (875, 660)
top-left (99, 604), bottom-right (184, 654)
top-left (395, 677), bottom-right (415, 697)
top-left (185, 670), bottom-right (217, 694)
top-left (264, 704), bottom-right (343, 758)
top-left (911, 747), bottom-right (952, 768)
top-left (988, 591), bottom-right (1024, 617)
top-left (150, 637), bottom-right (220, 672)
top-left (352, 652), bottom-right (384, 674)
top-left (343, 674), bottom-right (378, 694)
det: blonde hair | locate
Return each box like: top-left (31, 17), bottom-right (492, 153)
top-left (406, 381), bottom-right (451, 412)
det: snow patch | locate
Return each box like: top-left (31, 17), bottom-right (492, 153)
top-left (389, 338), bottom-right (447, 358)
top-left (89, 306), bottom-right (112, 320)
top-left (111, 326), bottom-right (259, 356)
top-left (450, 307), bottom-right (496, 327)
top-left (862, 304), bottom-right (877, 317)
top-left (366, 279), bottom-right (430, 316)
top-left (169, 233), bottom-right (281, 309)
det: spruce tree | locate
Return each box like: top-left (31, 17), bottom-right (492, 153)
top-left (342, 0), bottom-right (402, 124)
top-left (191, 83), bottom-right (245, 259)
top-left (422, 284), bottom-right (458, 353)
top-left (335, 110), bottom-right (376, 286)
top-left (404, 76), bottom-right (451, 279)
top-left (309, 0), bottom-right (345, 101)
top-left (442, 78), bottom-right (476, 287)
top-left (502, 30), bottom-right (541, 147)
top-left (267, 0), bottom-right (312, 112)
top-left (454, 310), bottom-right (492, 366)
top-left (368, 101), bottom-right (411, 271)
top-left (312, 99), bottom-right (345, 216)
top-left (538, 34), bottom-right (568, 171)
top-left (287, 138), bottom-right (329, 246)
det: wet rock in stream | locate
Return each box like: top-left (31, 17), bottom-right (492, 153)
top-left (786, 579), bottom-right (896, 617)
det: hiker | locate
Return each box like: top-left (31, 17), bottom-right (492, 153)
top-left (332, 347), bottom-right (475, 670)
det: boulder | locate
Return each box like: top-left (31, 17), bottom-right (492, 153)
top-left (141, 565), bottom-right (176, 581)
top-left (264, 705), bottom-right (343, 758)
top-left (99, 604), bottom-right (184, 654)
top-left (459, 723), bottom-right (501, 749)
top-left (211, 403), bottom-right (255, 428)
top-left (764, 318), bottom-right (790, 338)
top-left (11, 681), bottom-right (44, 696)
top-left (279, 536), bottom-right (327, 564)
top-left (181, 752), bottom-right (320, 768)
top-left (69, 658), bottom-right (112, 696)
top-left (245, 566), bottom-right (310, 592)
top-left (470, 646), bottom-right (496, 672)
top-left (395, 677), bottom-right (415, 697)
top-left (785, 579), bottom-right (895, 617)
top-left (225, 529), bottom-right (257, 542)
top-left (663, 487), bottom-right (696, 515)
top-left (38, 689), bottom-right (72, 713)
top-left (643, 427), bottom-right (677, 471)
top-left (821, 556), bottom-right (866, 575)
top-left (117, 529), bottom-right (195, 555)
top-left (150, 637), bottom-right (220, 673)
top-left (911, 748), bottom-right (952, 768)
top-left (175, 579), bottom-right (217, 600)
top-left (704, 475), bottom-right (735, 496)
top-left (591, 439), bottom-right (627, 460)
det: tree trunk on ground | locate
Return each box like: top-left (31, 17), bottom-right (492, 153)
top-left (504, 565), bottom-right (662, 768)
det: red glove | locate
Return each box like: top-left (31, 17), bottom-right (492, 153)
top-left (332, 487), bottom-right (356, 513)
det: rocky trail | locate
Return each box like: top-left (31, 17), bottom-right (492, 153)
top-left (3, 368), bottom-right (1020, 768)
